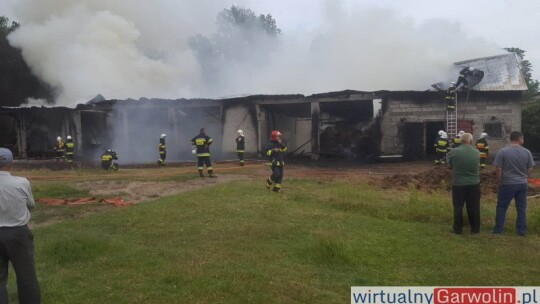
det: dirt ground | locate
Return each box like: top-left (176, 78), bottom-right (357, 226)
top-left (75, 174), bottom-right (247, 203)
top-left (378, 166), bottom-right (499, 194)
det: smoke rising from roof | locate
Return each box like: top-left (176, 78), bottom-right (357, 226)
top-left (7, 0), bottom-right (503, 106)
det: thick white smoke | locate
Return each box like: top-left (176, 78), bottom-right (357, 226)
top-left (7, 0), bottom-right (503, 106)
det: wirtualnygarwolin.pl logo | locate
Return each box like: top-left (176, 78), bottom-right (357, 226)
top-left (351, 287), bottom-right (540, 304)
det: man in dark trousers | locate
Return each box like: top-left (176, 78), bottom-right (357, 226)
top-left (158, 134), bottom-right (166, 167)
top-left (0, 148), bottom-right (41, 303)
top-left (265, 130), bottom-right (287, 193)
top-left (191, 128), bottom-right (215, 178)
top-left (448, 133), bottom-right (481, 235)
top-left (236, 129), bottom-right (245, 166)
top-left (492, 131), bottom-right (535, 236)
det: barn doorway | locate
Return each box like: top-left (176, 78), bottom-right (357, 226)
top-left (425, 121), bottom-right (446, 155)
top-left (403, 122), bottom-right (424, 160)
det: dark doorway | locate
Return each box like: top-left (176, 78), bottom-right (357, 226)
top-left (403, 122), bottom-right (424, 160)
top-left (425, 121), bottom-right (445, 155)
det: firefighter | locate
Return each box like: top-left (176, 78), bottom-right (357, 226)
top-left (445, 82), bottom-right (456, 111)
top-left (456, 67), bottom-right (474, 90)
top-left (452, 130), bottom-right (464, 149)
top-left (434, 131), bottom-right (449, 164)
top-left (265, 130), bottom-right (287, 192)
top-left (54, 136), bottom-right (65, 161)
top-left (101, 149), bottom-right (119, 171)
top-left (236, 129), bottom-right (245, 166)
top-left (65, 135), bottom-right (75, 163)
top-left (476, 132), bottom-right (489, 169)
top-left (191, 128), bottom-right (215, 178)
top-left (158, 133), bottom-right (166, 166)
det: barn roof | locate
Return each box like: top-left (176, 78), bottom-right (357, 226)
top-left (454, 53), bottom-right (528, 91)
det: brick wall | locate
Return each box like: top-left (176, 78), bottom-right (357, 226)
top-left (380, 92), bottom-right (522, 157)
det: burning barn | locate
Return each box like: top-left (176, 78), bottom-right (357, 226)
top-left (0, 53), bottom-right (527, 163)
top-left (379, 53), bottom-right (527, 160)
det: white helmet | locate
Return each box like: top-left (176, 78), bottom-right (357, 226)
top-left (480, 132), bottom-right (487, 139)
top-left (56, 136), bottom-right (61, 141)
top-left (160, 133), bottom-right (166, 138)
top-left (458, 130), bottom-right (465, 136)
top-left (66, 135), bottom-right (72, 140)
top-left (441, 133), bottom-right (448, 139)
top-left (191, 146), bottom-right (197, 155)
top-left (469, 67), bottom-right (475, 71)
top-left (438, 130), bottom-right (444, 136)
top-left (237, 129), bottom-right (244, 136)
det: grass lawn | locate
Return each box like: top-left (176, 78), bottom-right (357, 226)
top-left (6, 171), bottom-right (540, 303)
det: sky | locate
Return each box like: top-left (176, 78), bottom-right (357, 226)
top-left (249, 0), bottom-right (540, 80)
top-left (1, 0), bottom-right (539, 104)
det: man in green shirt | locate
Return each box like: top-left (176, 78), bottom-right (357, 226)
top-left (448, 133), bottom-right (481, 234)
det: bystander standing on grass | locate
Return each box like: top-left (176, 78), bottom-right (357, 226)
top-left (0, 148), bottom-right (41, 304)
top-left (448, 133), bottom-right (481, 235)
top-left (492, 131), bottom-right (535, 236)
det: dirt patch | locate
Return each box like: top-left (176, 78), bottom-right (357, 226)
top-left (75, 174), bottom-right (247, 203)
top-left (377, 167), bottom-right (499, 194)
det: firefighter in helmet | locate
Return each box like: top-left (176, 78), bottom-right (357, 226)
top-left (476, 132), bottom-right (489, 169)
top-left (456, 67), bottom-right (474, 90)
top-left (445, 82), bottom-right (456, 111)
top-left (236, 129), bottom-right (245, 166)
top-left (54, 136), bottom-right (65, 161)
top-left (158, 133), bottom-right (166, 166)
top-left (65, 135), bottom-right (75, 163)
top-left (434, 131), bottom-right (449, 164)
top-left (101, 149), bottom-right (119, 171)
top-left (453, 130), bottom-right (464, 149)
top-left (191, 128), bottom-right (215, 178)
top-left (265, 130), bottom-right (287, 192)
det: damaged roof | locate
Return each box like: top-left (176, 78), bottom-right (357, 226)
top-left (454, 53), bottom-right (528, 91)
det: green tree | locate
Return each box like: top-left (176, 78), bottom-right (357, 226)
top-left (505, 47), bottom-right (540, 152)
top-left (189, 6), bottom-right (281, 94)
top-left (522, 100), bottom-right (540, 152)
top-left (0, 16), bottom-right (52, 106)
top-left (504, 47), bottom-right (540, 101)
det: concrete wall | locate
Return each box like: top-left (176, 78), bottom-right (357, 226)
top-left (221, 104), bottom-right (258, 158)
top-left (380, 92), bottom-right (522, 156)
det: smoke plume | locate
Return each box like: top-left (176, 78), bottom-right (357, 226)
top-left (7, 0), bottom-right (503, 106)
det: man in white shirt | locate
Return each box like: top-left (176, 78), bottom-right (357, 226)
top-left (0, 148), bottom-right (40, 303)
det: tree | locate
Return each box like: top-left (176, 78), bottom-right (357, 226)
top-left (505, 47), bottom-right (540, 152)
top-left (189, 6), bottom-right (281, 94)
top-left (504, 47), bottom-right (540, 101)
top-left (0, 16), bottom-right (52, 106)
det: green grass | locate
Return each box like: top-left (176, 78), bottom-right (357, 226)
top-left (6, 177), bottom-right (540, 303)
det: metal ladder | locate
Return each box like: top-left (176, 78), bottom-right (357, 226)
top-left (446, 92), bottom-right (457, 139)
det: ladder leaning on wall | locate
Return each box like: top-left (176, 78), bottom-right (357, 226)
top-left (446, 91), bottom-right (457, 140)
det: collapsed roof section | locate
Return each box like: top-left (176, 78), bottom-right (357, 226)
top-left (454, 53), bottom-right (528, 91)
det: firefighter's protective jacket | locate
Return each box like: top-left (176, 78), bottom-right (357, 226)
top-left (65, 141), bottom-right (74, 153)
top-left (434, 137), bottom-right (449, 153)
top-left (55, 141), bottom-right (65, 151)
top-left (265, 140), bottom-right (287, 166)
top-left (159, 139), bottom-right (166, 155)
top-left (236, 136), bottom-right (245, 152)
top-left (476, 138), bottom-right (489, 158)
top-left (191, 134), bottom-right (213, 157)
